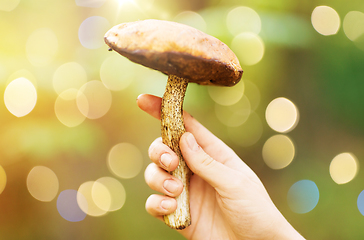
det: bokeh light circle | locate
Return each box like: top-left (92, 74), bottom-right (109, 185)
top-left (91, 181), bottom-right (112, 212)
top-left (57, 189), bottom-right (87, 222)
top-left (265, 97), bottom-right (299, 133)
top-left (311, 6), bottom-right (340, 36)
top-left (94, 177), bottom-right (126, 212)
top-left (27, 166), bottom-right (59, 202)
top-left (174, 11), bottom-right (207, 32)
top-left (79, 16), bottom-right (110, 49)
top-left (107, 143), bottom-right (143, 179)
top-left (100, 55), bottom-right (136, 91)
top-left (26, 28), bottom-right (58, 66)
top-left (77, 80), bottom-right (112, 119)
top-left (329, 153), bottom-right (358, 184)
top-left (0, 165), bottom-right (6, 194)
top-left (77, 181), bottom-right (108, 217)
top-left (53, 62), bottom-right (87, 95)
top-left (226, 6), bottom-right (261, 36)
top-left (357, 190), bottom-right (364, 216)
top-left (343, 11), bottom-right (364, 41)
top-left (287, 180), bottom-right (319, 214)
top-left (208, 80), bottom-right (244, 106)
top-left (55, 89), bottom-right (87, 127)
top-left (4, 77), bottom-right (37, 117)
top-left (231, 32), bottom-right (264, 66)
top-left (262, 134), bottom-right (295, 170)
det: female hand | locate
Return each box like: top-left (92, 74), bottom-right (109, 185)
top-left (138, 94), bottom-right (304, 240)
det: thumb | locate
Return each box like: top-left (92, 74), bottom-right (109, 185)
top-left (180, 132), bottom-right (235, 191)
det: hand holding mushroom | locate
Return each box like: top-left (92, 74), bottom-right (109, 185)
top-left (105, 19), bottom-right (305, 239)
top-left (138, 94), bottom-right (305, 240)
top-left (105, 19), bottom-right (242, 229)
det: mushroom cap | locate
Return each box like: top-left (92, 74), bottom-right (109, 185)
top-left (104, 19), bottom-right (243, 87)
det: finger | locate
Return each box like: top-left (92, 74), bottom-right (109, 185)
top-left (137, 94), bottom-right (238, 166)
top-left (144, 163), bottom-right (183, 197)
top-left (180, 132), bottom-right (238, 192)
top-left (137, 94), bottom-right (161, 120)
top-left (148, 137), bottom-right (179, 172)
top-left (146, 194), bottom-right (177, 218)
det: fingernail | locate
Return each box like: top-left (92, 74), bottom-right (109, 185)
top-left (161, 199), bottom-right (173, 210)
top-left (186, 133), bottom-right (199, 151)
top-left (161, 153), bottom-right (172, 169)
top-left (163, 179), bottom-right (180, 194)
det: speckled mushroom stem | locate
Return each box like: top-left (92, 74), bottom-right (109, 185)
top-left (161, 75), bottom-right (191, 229)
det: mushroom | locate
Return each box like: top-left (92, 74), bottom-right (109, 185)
top-left (104, 19), bottom-right (243, 230)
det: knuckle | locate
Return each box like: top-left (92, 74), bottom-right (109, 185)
top-left (199, 153), bottom-right (216, 170)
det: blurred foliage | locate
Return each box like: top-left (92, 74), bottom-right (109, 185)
top-left (1, 0), bottom-right (364, 239)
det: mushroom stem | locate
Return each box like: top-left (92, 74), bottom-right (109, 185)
top-left (161, 74), bottom-right (191, 229)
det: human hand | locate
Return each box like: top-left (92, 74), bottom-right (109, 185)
top-left (138, 94), bottom-right (305, 240)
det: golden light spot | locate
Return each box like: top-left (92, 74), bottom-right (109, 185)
top-left (0, 0), bottom-right (20, 11)
top-left (311, 6), bottom-right (340, 36)
top-left (26, 166), bottom-right (59, 202)
top-left (79, 16), bottom-right (110, 49)
top-left (94, 177), bottom-right (126, 212)
top-left (265, 97), bottom-right (299, 133)
top-left (107, 143), bottom-right (143, 179)
top-left (226, 6), bottom-right (261, 36)
top-left (228, 112), bottom-right (263, 147)
top-left (174, 11), bottom-right (207, 32)
top-left (100, 56), bottom-right (136, 91)
top-left (330, 153), bottom-right (359, 184)
top-left (113, 0), bottom-right (150, 23)
top-left (91, 181), bottom-right (112, 212)
top-left (26, 28), bottom-right (58, 66)
top-left (0, 165), bottom-right (6, 194)
top-left (208, 80), bottom-right (244, 106)
top-left (77, 80), bottom-right (112, 119)
top-left (343, 11), bottom-right (364, 41)
top-left (214, 95), bottom-right (251, 127)
top-left (231, 32), bottom-right (264, 66)
top-left (77, 181), bottom-right (108, 217)
top-left (4, 77), bottom-right (37, 117)
top-left (54, 89), bottom-right (87, 127)
top-left (53, 62), bottom-right (87, 95)
top-left (262, 135), bottom-right (295, 169)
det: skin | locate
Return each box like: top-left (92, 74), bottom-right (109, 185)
top-left (138, 94), bottom-right (305, 240)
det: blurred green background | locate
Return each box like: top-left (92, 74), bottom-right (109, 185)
top-left (1, 0), bottom-right (364, 239)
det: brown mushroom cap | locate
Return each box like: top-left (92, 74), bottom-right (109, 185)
top-left (104, 19), bottom-right (243, 87)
